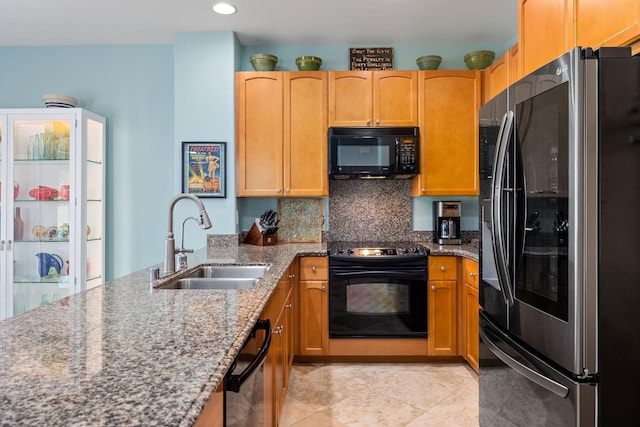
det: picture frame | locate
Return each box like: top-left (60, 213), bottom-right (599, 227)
top-left (182, 141), bottom-right (226, 198)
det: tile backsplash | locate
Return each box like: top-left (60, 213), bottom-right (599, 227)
top-left (328, 180), bottom-right (415, 242)
top-left (327, 179), bottom-right (478, 243)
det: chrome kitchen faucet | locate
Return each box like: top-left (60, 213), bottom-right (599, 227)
top-left (164, 193), bottom-right (213, 274)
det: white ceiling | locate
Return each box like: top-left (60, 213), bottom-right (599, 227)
top-left (0, 0), bottom-right (517, 47)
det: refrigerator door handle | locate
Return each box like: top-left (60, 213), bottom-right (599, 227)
top-left (480, 322), bottom-right (570, 398)
top-left (490, 110), bottom-right (515, 306)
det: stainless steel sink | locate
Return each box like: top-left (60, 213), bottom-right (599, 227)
top-left (187, 265), bottom-right (270, 279)
top-left (156, 264), bottom-right (271, 290)
top-left (161, 277), bottom-right (259, 290)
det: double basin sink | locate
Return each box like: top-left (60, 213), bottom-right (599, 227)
top-left (157, 264), bottom-right (271, 290)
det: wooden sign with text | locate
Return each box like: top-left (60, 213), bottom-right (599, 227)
top-left (349, 47), bottom-right (394, 70)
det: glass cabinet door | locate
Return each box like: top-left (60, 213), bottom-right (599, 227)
top-left (0, 117), bottom-right (5, 320)
top-left (83, 115), bottom-right (104, 291)
top-left (11, 115), bottom-right (75, 315)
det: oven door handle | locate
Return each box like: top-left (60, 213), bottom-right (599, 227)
top-left (225, 319), bottom-right (272, 393)
top-left (332, 268), bottom-right (427, 278)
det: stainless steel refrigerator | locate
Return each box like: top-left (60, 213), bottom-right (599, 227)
top-left (479, 46), bottom-right (640, 426)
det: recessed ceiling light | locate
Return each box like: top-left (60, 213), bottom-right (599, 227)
top-left (212, 3), bottom-right (237, 15)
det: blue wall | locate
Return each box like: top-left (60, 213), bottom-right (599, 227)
top-left (0, 36), bottom-right (499, 279)
top-left (0, 45), bottom-right (175, 280)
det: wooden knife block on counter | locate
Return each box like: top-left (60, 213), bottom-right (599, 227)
top-left (243, 223), bottom-right (277, 246)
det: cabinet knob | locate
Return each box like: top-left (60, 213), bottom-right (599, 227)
top-left (376, 119), bottom-right (380, 124)
top-left (440, 266), bottom-right (446, 272)
top-left (285, 188), bottom-right (290, 193)
top-left (431, 285), bottom-right (436, 291)
top-left (421, 188), bottom-right (426, 193)
top-left (285, 303), bottom-right (292, 309)
top-left (367, 119), bottom-right (372, 125)
top-left (311, 266), bottom-right (316, 272)
top-left (275, 326), bottom-right (283, 335)
top-left (277, 188), bottom-right (282, 193)
top-left (288, 273), bottom-right (295, 279)
top-left (321, 285), bottom-right (326, 292)
top-left (469, 272), bottom-right (476, 277)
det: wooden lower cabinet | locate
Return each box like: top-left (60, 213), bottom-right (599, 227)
top-left (428, 256), bottom-right (458, 355)
top-left (194, 382), bottom-right (224, 427)
top-left (262, 260), bottom-right (297, 427)
top-left (461, 258), bottom-right (480, 373)
top-left (298, 257), bottom-right (329, 356)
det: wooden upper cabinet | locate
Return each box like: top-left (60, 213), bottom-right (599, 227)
top-left (283, 72), bottom-right (328, 197)
top-left (329, 70), bottom-right (418, 127)
top-left (413, 71), bottom-right (481, 196)
top-left (373, 71), bottom-right (419, 126)
top-left (328, 71), bottom-right (373, 126)
top-left (576, 0), bottom-right (640, 49)
top-left (484, 51), bottom-right (509, 103)
top-left (236, 71), bottom-right (328, 197)
top-left (509, 43), bottom-right (521, 83)
top-left (519, 0), bottom-right (575, 76)
top-left (236, 72), bottom-right (284, 196)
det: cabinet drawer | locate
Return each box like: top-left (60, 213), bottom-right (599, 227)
top-left (428, 256), bottom-right (457, 281)
top-left (299, 256), bottom-right (328, 281)
top-left (463, 258), bottom-right (479, 289)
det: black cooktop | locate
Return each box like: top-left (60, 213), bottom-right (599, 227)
top-left (327, 242), bottom-right (429, 257)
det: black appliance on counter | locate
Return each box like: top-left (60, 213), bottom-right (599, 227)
top-left (479, 46), bottom-right (640, 426)
top-left (327, 242), bottom-right (429, 338)
top-left (224, 319), bottom-right (271, 426)
top-left (433, 201), bottom-right (462, 244)
top-left (328, 127), bottom-right (419, 179)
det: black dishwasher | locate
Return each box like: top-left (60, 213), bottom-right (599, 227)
top-left (224, 319), bottom-right (271, 426)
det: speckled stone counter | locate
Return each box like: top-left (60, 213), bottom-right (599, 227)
top-left (422, 241), bottom-right (479, 262)
top-left (0, 242), bottom-right (326, 427)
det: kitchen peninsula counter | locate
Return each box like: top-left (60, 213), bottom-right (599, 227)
top-left (0, 242), bottom-right (326, 427)
top-left (0, 240), bottom-right (478, 426)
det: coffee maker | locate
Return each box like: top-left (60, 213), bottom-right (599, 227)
top-left (433, 201), bottom-right (462, 245)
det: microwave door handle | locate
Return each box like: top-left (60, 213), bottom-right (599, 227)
top-left (225, 319), bottom-right (272, 393)
top-left (491, 111), bottom-right (515, 306)
top-left (480, 321), bottom-right (569, 398)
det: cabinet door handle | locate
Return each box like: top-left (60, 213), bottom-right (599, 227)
top-left (440, 266), bottom-right (446, 272)
top-left (311, 266), bottom-right (316, 272)
top-left (367, 119), bottom-right (372, 125)
top-left (285, 188), bottom-right (290, 193)
top-left (277, 188), bottom-right (282, 193)
top-left (0, 240), bottom-right (4, 250)
top-left (470, 272), bottom-right (476, 277)
top-left (285, 303), bottom-right (292, 309)
top-left (376, 118), bottom-right (380, 124)
top-left (431, 285), bottom-right (436, 291)
top-left (321, 285), bottom-right (326, 292)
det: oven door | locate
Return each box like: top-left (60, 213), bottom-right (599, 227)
top-left (329, 264), bottom-right (427, 338)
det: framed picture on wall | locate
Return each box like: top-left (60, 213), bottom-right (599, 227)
top-left (182, 141), bottom-right (226, 198)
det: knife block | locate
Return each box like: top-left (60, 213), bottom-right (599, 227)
top-left (243, 223), bottom-right (277, 246)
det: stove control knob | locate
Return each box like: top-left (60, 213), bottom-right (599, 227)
top-left (347, 249), bottom-right (354, 255)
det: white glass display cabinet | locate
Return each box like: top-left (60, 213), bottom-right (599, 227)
top-left (0, 109), bottom-right (105, 319)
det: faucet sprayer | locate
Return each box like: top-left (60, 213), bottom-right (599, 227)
top-left (164, 193), bottom-right (213, 274)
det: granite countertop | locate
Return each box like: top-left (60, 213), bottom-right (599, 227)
top-left (0, 241), bottom-right (477, 426)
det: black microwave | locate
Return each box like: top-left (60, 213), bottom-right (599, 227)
top-left (328, 127), bottom-right (420, 179)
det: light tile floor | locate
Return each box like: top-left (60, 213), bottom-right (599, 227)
top-left (280, 362), bottom-right (478, 427)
